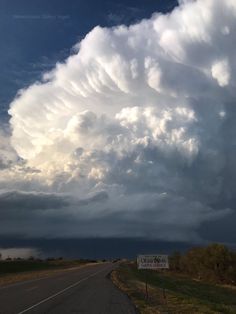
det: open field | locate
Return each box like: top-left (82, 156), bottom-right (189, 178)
top-left (112, 262), bottom-right (236, 314)
top-left (0, 259), bottom-right (95, 274)
top-left (0, 259), bottom-right (97, 286)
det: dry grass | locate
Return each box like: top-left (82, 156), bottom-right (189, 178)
top-left (0, 268), bottom-right (64, 286)
top-left (111, 263), bottom-right (236, 314)
top-left (0, 261), bottom-right (97, 287)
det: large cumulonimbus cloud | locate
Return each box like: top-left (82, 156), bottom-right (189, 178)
top-left (2, 0), bottom-right (236, 240)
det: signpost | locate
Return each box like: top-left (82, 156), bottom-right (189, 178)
top-left (137, 254), bottom-right (169, 301)
top-left (137, 255), bottom-right (169, 270)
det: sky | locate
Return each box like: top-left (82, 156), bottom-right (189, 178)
top-left (0, 0), bottom-right (236, 258)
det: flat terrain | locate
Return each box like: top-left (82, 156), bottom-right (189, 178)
top-left (0, 259), bottom-right (93, 286)
top-left (0, 262), bottom-right (137, 314)
top-left (0, 259), bottom-right (91, 275)
top-left (112, 263), bottom-right (236, 314)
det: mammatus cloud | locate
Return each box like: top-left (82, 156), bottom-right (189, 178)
top-left (1, 0), bottom-right (236, 241)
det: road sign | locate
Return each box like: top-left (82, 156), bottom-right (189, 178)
top-left (137, 254), bottom-right (169, 269)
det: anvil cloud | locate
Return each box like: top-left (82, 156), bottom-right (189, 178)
top-left (1, 0), bottom-right (236, 241)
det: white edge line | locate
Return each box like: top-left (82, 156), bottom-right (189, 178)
top-left (17, 266), bottom-right (109, 314)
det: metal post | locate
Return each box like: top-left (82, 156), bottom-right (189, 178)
top-left (163, 287), bottom-right (166, 299)
top-left (145, 270), bottom-right (148, 302)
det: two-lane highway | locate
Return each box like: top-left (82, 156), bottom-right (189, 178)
top-left (0, 263), bottom-right (137, 314)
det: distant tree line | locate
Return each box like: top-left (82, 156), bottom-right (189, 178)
top-left (169, 243), bottom-right (236, 285)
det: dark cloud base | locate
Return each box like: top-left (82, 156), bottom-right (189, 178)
top-left (0, 237), bottom-right (234, 260)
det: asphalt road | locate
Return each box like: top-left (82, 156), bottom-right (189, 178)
top-left (0, 263), bottom-right (137, 314)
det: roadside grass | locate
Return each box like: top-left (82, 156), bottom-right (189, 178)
top-left (0, 259), bottom-right (97, 286)
top-left (0, 259), bottom-right (92, 275)
top-left (112, 263), bottom-right (236, 314)
top-left (0, 260), bottom-right (55, 274)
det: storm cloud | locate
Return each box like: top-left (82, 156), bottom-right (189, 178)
top-left (0, 0), bottom-right (236, 242)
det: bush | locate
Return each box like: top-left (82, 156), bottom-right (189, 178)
top-left (169, 244), bottom-right (236, 284)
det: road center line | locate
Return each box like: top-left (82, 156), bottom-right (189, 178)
top-left (17, 266), bottom-right (110, 314)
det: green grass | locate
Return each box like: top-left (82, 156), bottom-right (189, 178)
top-left (0, 259), bottom-right (92, 276)
top-left (0, 261), bottom-right (54, 274)
top-left (137, 269), bottom-right (236, 305)
top-left (116, 263), bottom-right (236, 314)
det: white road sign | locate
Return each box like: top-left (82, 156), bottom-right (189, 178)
top-left (137, 254), bottom-right (169, 269)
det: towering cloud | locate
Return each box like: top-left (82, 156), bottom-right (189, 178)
top-left (2, 0), bottom-right (236, 240)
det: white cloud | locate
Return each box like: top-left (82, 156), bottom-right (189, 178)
top-left (1, 0), bottom-right (236, 241)
top-left (211, 59), bottom-right (230, 87)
